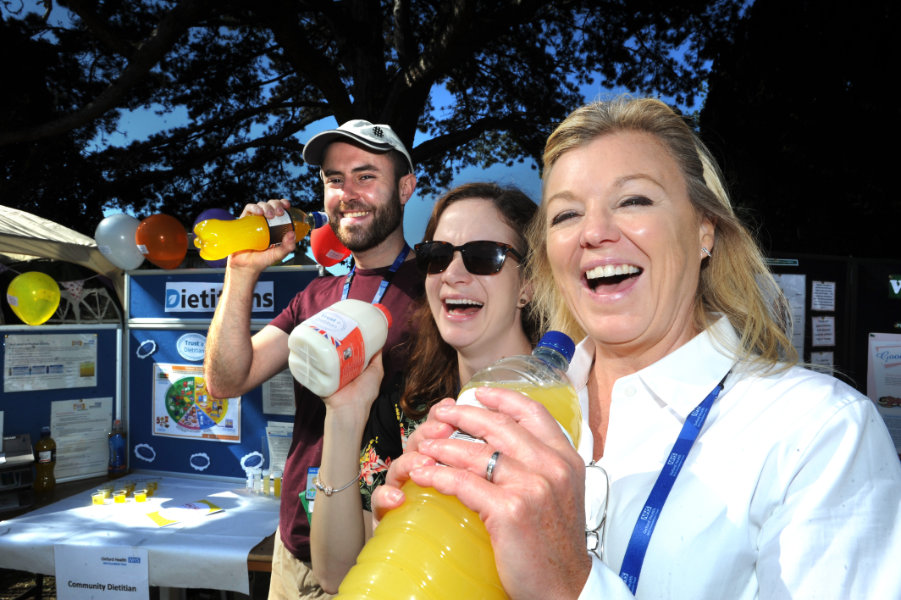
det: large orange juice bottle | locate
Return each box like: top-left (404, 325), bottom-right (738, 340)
top-left (337, 331), bottom-right (580, 599)
top-left (192, 207), bottom-right (328, 261)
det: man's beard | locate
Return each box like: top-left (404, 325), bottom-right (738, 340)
top-left (330, 189), bottom-right (403, 253)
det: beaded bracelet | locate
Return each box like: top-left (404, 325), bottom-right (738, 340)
top-left (313, 471), bottom-right (362, 497)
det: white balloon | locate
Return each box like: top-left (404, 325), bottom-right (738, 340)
top-left (95, 213), bottom-right (145, 270)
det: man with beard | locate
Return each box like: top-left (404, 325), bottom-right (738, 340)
top-left (204, 120), bottom-right (422, 600)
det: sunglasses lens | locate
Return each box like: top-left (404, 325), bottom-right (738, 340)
top-left (416, 241), bottom-right (518, 275)
top-left (462, 242), bottom-right (505, 275)
top-left (415, 242), bottom-right (453, 274)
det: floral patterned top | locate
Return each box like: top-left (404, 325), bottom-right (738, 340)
top-left (358, 375), bottom-right (428, 512)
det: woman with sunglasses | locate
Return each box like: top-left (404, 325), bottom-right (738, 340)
top-left (372, 98), bottom-right (901, 599)
top-left (310, 182), bottom-right (538, 593)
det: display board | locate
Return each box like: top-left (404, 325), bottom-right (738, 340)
top-left (0, 324), bottom-right (121, 481)
top-left (768, 254), bottom-right (901, 393)
top-left (126, 266), bottom-right (319, 479)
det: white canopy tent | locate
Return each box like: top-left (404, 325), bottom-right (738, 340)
top-left (0, 205), bottom-right (125, 323)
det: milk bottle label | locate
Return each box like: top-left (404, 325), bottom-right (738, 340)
top-left (304, 309), bottom-right (365, 390)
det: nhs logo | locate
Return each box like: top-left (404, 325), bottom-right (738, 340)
top-left (165, 281), bottom-right (275, 313)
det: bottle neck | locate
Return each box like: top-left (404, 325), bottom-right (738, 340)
top-left (533, 347), bottom-right (570, 372)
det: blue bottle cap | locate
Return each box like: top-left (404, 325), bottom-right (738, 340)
top-left (311, 211), bottom-right (329, 229)
top-left (537, 330), bottom-right (575, 363)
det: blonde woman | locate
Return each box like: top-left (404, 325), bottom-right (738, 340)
top-left (374, 98), bottom-right (901, 599)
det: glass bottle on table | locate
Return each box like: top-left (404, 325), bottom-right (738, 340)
top-left (34, 426), bottom-right (56, 495)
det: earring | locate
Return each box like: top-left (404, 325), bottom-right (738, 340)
top-left (701, 247), bottom-right (712, 258)
top-left (517, 299), bottom-right (529, 308)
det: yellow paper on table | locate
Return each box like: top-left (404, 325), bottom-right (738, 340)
top-left (146, 499), bottom-right (224, 527)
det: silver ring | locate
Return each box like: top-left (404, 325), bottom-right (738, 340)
top-left (485, 450), bottom-right (500, 483)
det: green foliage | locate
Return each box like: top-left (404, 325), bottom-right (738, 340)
top-left (1, 0), bottom-right (740, 235)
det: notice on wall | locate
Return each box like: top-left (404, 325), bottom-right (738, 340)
top-left (266, 420), bottom-right (293, 471)
top-left (51, 397), bottom-right (112, 480)
top-left (867, 333), bottom-right (901, 453)
top-left (54, 544), bottom-right (148, 600)
top-left (810, 351), bottom-right (835, 376)
top-left (811, 316), bottom-right (836, 347)
top-left (263, 369), bottom-right (295, 416)
top-left (811, 280), bottom-right (836, 312)
top-left (773, 273), bottom-right (806, 358)
top-left (152, 363), bottom-right (241, 442)
top-left (3, 333), bottom-right (97, 393)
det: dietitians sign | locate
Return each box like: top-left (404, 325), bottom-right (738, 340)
top-left (164, 281), bottom-right (274, 313)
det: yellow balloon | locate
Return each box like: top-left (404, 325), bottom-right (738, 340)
top-left (6, 272), bottom-right (61, 325)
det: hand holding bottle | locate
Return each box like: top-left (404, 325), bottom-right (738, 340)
top-left (369, 388), bottom-right (590, 600)
top-left (218, 199), bottom-right (294, 270)
top-left (202, 199), bottom-right (326, 268)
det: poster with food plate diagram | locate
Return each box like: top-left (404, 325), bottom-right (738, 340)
top-left (152, 363), bottom-right (241, 442)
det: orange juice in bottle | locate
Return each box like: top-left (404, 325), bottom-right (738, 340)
top-left (337, 332), bottom-right (580, 599)
top-left (192, 207), bottom-right (328, 261)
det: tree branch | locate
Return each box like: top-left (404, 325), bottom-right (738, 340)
top-left (261, 2), bottom-right (354, 120)
top-left (59, 0), bottom-right (138, 56)
top-left (0, 0), bottom-right (214, 146)
top-left (411, 114), bottom-right (527, 160)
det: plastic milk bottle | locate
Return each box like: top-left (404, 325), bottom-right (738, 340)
top-left (288, 299), bottom-right (392, 397)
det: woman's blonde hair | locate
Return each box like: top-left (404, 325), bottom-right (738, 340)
top-left (527, 97), bottom-right (797, 369)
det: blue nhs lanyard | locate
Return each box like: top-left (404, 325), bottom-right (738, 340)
top-left (341, 244), bottom-right (410, 303)
top-left (618, 372), bottom-right (729, 595)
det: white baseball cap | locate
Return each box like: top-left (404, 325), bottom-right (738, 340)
top-left (302, 120), bottom-right (414, 173)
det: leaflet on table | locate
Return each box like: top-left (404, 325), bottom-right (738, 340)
top-left (145, 498), bottom-right (224, 527)
top-left (152, 363), bottom-right (241, 442)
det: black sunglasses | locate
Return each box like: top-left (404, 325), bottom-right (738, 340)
top-left (414, 240), bottom-right (524, 275)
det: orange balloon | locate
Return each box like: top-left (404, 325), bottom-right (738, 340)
top-left (135, 214), bottom-right (188, 270)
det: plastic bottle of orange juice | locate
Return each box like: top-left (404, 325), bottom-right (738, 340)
top-left (336, 331), bottom-right (580, 599)
top-left (192, 208), bottom-right (328, 261)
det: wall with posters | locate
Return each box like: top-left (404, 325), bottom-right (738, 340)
top-left (768, 254), bottom-right (855, 384)
top-left (125, 266), bottom-right (320, 479)
top-left (0, 324), bottom-right (120, 481)
top-left (768, 254), bottom-right (901, 453)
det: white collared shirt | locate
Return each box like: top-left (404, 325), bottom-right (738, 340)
top-left (572, 317), bottom-right (901, 599)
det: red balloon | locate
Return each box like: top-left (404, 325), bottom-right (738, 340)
top-left (311, 224), bottom-right (351, 267)
top-left (136, 214), bottom-right (188, 270)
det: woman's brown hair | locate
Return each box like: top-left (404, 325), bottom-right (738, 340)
top-left (400, 182), bottom-right (538, 418)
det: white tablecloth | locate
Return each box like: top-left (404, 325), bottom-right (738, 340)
top-left (0, 474), bottom-right (279, 594)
